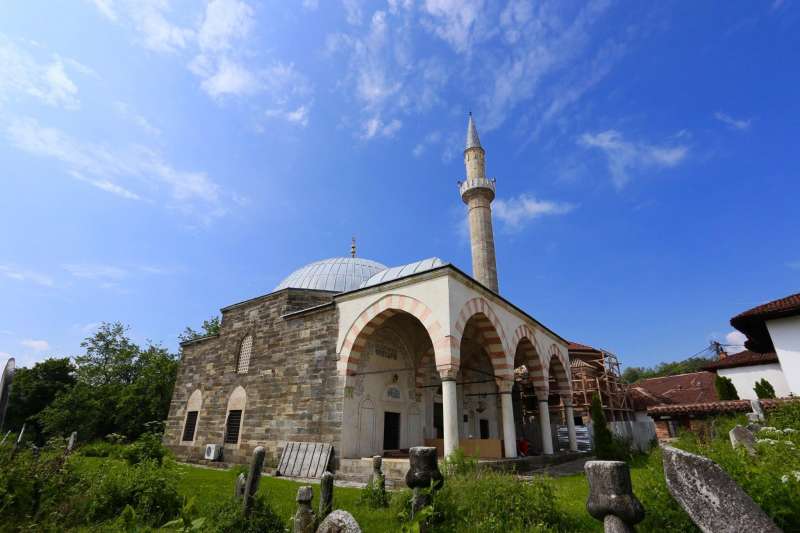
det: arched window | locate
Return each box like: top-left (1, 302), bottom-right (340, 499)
top-left (237, 335), bottom-right (253, 374)
top-left (181, 389), bottom-right (202, 443)
top-left (225, 386), bottom-right (246, 444)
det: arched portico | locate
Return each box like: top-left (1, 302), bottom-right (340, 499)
top-left (546, 345), bottom-right (577, 452)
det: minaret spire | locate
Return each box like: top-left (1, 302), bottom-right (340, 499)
top-left (350, 236), bottom-right (356, 258)
top-left (459, 113), bottom-right (499, 292)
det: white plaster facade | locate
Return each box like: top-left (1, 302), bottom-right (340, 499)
top-left (718, 362), bottom-right (791, 400)
top-left (335, 266), bottom-right (573, 459)
top-left (766, 315), bottom-right (800, 396)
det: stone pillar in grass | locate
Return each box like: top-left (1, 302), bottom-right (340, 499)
top-left (368, 456), bottom-right (385, 493)
top-left (234, 473), bottom-right (247, 499)
top-left (405, 446), bottom-right (444, 527)
top-left (585, 460), bottom-right (644, 532)
top-left (319, 471), bottom-right (334, 520)
top-left (293, 486), bottom-right (315, 533)
top-left (65, 432), bottom-right (77, 456)
top-left (242, 446), bottom-right (265, 516)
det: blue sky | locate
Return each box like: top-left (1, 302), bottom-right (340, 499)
top-left (1, 0), bottom-right (798, 370)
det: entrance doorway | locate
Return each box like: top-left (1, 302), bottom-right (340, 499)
top-left (383, 411), bottom-right (401, 450)
top-left (479, 419), bottom-right (490, 439)
top-left (433, 402), bottom-right (444, 439)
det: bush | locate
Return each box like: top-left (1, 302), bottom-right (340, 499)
top-left (768, 400), bottom-right (800, 430)
top-left (79, 440), bottom-right (125, 458)
top-left (397, 470), bottom-right (569, 532)
top-left (122, 432), bottom-right (170, 466)
top-left (359, 477), bottom-right (390, 509)
top-left (205, 494), bottom-right (286, 533)
top-left (715, 375), bottom-right (739, 400)
top-left (754, 378), bottom-right (776, 399)
top-left (442, 447), bottom-right (478, 477)
top-left (590, 393), bottom-right (619, 460)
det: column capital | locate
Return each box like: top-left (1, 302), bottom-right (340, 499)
top-left (495, 380), bottom-right (514, 393)
top-left (437, 364), bottom-right (459, 381)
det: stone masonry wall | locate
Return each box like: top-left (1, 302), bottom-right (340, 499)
top-left (163, 288), bottom-right (342, 467)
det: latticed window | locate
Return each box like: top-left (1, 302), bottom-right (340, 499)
top-left (224, 410), bottom-right (242, 444)
top-left (182, 411), bottom-right (198, 442)
top-left (237, 335), bottom-right (253, 374)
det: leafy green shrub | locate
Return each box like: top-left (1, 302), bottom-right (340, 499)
top-left (442, 447), bottom-right (478, 477)
top-left (590, 393), bottom-right (619, 460)
top-left (675, 414), bottom-right (800, 531)
top-left (122, 432), bottom-right (170, 466)
top-left (767, 400), bottom-right (800, 430)
top-left (398, 471), bottom-right (568, 532)
top-left (754, 378), bottom-right (776, 399)
top-left (359, 477), bottom-right (390, 508)
top-left (715, 375), bottom-right (739, 400)
top-left (79, 440), bottom-right (125, 458)
top-left (205, 494), bottom-right (286, 533)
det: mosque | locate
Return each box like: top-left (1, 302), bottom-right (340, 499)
top-left (163, 116), bottom-right (579, 467)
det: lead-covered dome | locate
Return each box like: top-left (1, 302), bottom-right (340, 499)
top-left (274, 257), bottom-right (387, 293)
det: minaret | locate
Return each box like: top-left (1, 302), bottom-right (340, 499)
top-left (460, 113), bottom-right (499, 293)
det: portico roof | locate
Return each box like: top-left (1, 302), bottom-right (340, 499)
top-left (731, 292), bottom-right (800, 353)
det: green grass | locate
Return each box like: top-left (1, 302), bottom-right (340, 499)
top-left (72, 457), bottom-right (650, 532)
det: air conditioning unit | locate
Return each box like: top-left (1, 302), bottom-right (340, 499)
top-left (204, 444), bottom-right (222, 461)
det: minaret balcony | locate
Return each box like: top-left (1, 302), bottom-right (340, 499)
top-left (459, 177), bottom-right (496, 198)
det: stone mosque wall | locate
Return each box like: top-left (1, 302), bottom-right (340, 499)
top-left (163, 288), bottom-right (343, 467)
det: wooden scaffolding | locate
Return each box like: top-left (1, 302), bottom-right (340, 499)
top-left (570, 346), bottom-right (633, 422)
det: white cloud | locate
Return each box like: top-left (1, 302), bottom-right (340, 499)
top-left (0, 265), bottom-right (54, 287)
top-left (114, 102), bottom-right (161, 137)
top-left (266, 103), bottom-right (311, 127)
top-left (7, 117), bottom-right (225, 218)
top-left (64, 264), bottom-right (128, 281)
top-left (361, 117), bottom-right (402, 139)
top-left (724, 330), bottom-right (747, 353)
top-left (197, 0), bottom-right (254, 52)
top-left (20, 339), bottom-right (49, 352)
top-left (493, 194), bottom-right (575, 229)
top-left (412, 130), bottom-right (442, 157)
top-left (197, 56), bottom-right (259, 97)
top-left (342, 0), bottom-right (364, 25)
top-left (714, 112), bottom-right (751, 131)
top-left (129, 1), bottom-right (194, 53)
top-left (579, 129), bottom-right (689, 188)
top-left (89, 0), bottom-right (117, 20)
top-left (423, 0), bottom-right (485, 54)
top-left (0, 36), bottom-right (85, 109)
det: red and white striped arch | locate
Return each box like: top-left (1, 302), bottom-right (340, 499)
top-left (453, 297), bottom-right (512, 382)
top-left (338, 294), bottom-right (450, 380)
top-left (510, 324), bottom-right (548, 397)
top-left (546, 343), bottom-right (572, 398)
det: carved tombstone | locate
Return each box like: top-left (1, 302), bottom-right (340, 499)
top-left (65, 432), bottom-right (77, 455)
top-left (319, 471), bottom-right (334, 520)
top-left (661, 445), bottom-right (780, 533)
top-left (405, 446), bottom-right (444, 523)
top-left (585, 461), bottom-right (644, 532)
top-left (293, 486), bottom-right (315, 533)
top-left (234, 472), bottom-right (247, 499)
top-left (368, 455), bottom-right (385, 493)
top-left (243, 446), bottom-right (266, 515)
top-left (316, 510), bottom-right (362, 533)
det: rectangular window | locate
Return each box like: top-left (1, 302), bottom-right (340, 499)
top-left (224, 410), bottom-right (243, 444)
top-left (182, 411), bottom-right (199, 442)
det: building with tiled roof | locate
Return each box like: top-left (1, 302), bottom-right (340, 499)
top-left (729, 291), bottom-right (800, 397)
top-left (633, 371), bottom-right (718, 405)
top-left (700, 349), bottom-right (790, 400)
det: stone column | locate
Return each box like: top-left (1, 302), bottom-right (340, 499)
top-left (498, 383), bottom-right (517, 458)
top-left (538, 400), bottom-right (554, 455)
top-left (565, 403), bottom-right (578, 452)
top-left (439, 367), bottom-right (460, 457)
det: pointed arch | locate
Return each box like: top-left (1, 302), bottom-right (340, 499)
top-left (339, 295), bottom-right (451, 380)
top-left (546, 344), bottom-right (571, 398)
top-left (454, 297), bottom-right (511, 381)
top-left (511, 324), bottom-right (547, 397)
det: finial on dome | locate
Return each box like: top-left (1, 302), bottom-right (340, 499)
top-left (350, 236), bottom-right (356, 258)
top-left (465, 113), bottom-right (482, 150)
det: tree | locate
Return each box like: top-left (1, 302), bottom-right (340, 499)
top-left (754, 378), bottom-right (776, 399)
top-left (37, 322), bottom-right (178, 441)
top-left (590, 393), bottom-right (615, 459)
top-left (622, 355), bottom-right (716, 384)
top-left (178, 316), bottom-right (221, 344)
top-left (5, 358), bottom-right (76, 440)
top-left (715, 375), bottom-right (739, 400)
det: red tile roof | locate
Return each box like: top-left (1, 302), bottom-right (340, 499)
top-left (567, 341), bottom-right (602, 354)
top-left (702, 350), bottom-right (779, 371)
top-left (633, 371), bottom-right (718, 405)
top-left (731, 292), bottom-right (800, 353)
top-left (629, 386), bottom-right (674, 410)
top-left (648, 397), bottom-right (800, 417)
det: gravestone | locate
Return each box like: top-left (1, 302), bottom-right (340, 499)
top-left (585, 461), bottom-right (644, 532)
top-left (368, 455), bottom-right (385, 493)
top-left (243, 446), bottom-right (265, 515)
top-left (234, 473), bottom-right (247, 499)
top-left (749, 399), bottom-right (765, 422)
top-left (405, 446), bottom-right (443, 527)
top-left (319, 471), bottom-right (334, 520)
top-left (293, 486), bottom-right (315, 533)
top-left (65, 432), bottom-right (77, 455)
top-left (316, 510), bottom-right (362, 533)
top-left (729, 425), bottom-right (756, 456)
top-left (661, 445), bottom-right (780, 533)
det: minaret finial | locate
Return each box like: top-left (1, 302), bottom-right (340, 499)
top-left (465, 113), bottom-right (482, 150)
top-left (350, 236), bottom-right (356, 258)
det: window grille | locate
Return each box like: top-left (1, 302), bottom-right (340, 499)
top-left (182, 411), bottom-right (198, 442)
top-left (237, 335), bottom-right (253, 374)
top-left (224, 410), bottom-right (242, 444)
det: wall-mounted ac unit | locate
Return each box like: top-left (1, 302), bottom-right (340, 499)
top-left (204, 443), bottom-right (222, 461)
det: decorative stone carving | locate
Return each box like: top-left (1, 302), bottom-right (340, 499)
top-left (234, 472), bottom-right (247, 499)
top-left (585, 460), bottom-right (644, 532)
top-left (661, 445), bottom-right (780, 533)
top-left (405, 446), bottom-right (444, 524)
top-left (293, 486), bottom-right (315, 533)
top-left (243, 446), bottom-right (265, 515)
top-left (316, 509), bottom-right (362, 533)
top-left (368, 455), bottom-right (385, 494)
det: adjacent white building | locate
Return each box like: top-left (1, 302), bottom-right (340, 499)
top-left (703, 350), bottom-right (791, 400)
